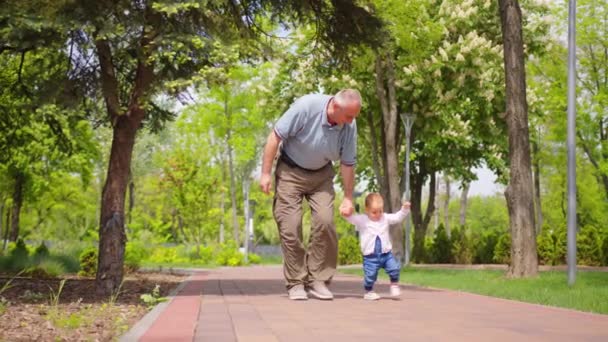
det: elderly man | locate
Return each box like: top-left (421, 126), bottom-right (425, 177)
top-left (260, 89), bottom-right (361, 300)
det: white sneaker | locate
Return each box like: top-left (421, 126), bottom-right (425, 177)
top-left (390, 284), bottom-right (401, 297)
top-left (308, 281), bottom-right (334, 300)
top-left (364, 291), bottom-right (380, 300)
top-left (288, 284), bottom-right (308, 300)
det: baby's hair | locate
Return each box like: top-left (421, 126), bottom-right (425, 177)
top-left (364, 193), bottom-right (384, 209)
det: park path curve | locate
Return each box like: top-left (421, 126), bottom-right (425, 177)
top-left (126, 265), bottom-right (608, 342)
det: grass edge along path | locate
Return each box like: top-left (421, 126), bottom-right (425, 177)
top-left (340, 267), bottom-right (608, 315)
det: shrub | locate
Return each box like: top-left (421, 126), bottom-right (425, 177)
top-left (493, 232), bottom-right (511, 264)
top-left (33, 242), bottom-right (50, 260)
top-left (10, 238), bottom-right (29, 260)
top-left (338, 235), bottom-right (362, 265)
top-left (125, 241), bottom-right (148, 273)
top-left (423, 236), bottom-right (434, 263)
top-left (577, 226), bottom-right (603, 266)
top-left (474, 230), bottom-right (500, 264)
top-left (50, 254), bottom-right (80, 273)
top-left (215, 242), bottom-right (243, 266)
top-left (25, 259), bottom-right (66, 279)
top-left (450, 227), bottom-right (473, 264)
top-left (78, 247), bottom-right (98, 277)
top-left (248, 253), bottom-right (262, 264)
top-left (536, 227), bottom-right (566, 266)
top-left (187, 245), bottom-right (214, 265)
top-left (602, 233), bottom-right (608, 266)
top-left (147, 246), bottom-right (190, 264)
top-left (430, 224), bottom-right (451, 263)
top-left (0, 239), bottom-right (32, 273)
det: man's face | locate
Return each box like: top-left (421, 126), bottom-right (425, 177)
top-left (334, 102), bottom-right (360, 125)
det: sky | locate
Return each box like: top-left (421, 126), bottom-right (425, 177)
top-left (468, 166), bottom-right (505, 197)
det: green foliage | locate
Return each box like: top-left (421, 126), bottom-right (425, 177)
top-left (602, 234), bottom-right (608, 266)
top-left (147, 246), bottom-right (188, 265)
top-left (215, 242), bottom-right (243, 267)
top-left (48, 311), bottom-right (86, 329)
top-left (536, 227), bottom-right (566, 266)
top-left (429, 225), bottom-right (451, 263)
top-left (577, 226), bottom-right (603, 266)
top-left (140, 284), bottom-right (167, 308)
top-left (473, 230), bottom-right (501, 264)
top-left (338, 235), bottom-right (362, 265)
top-left (248, 253), bottom-right (261, 265)
top-left (450, 227), bottom-right (473, 264)
top-left (48, 279), bottom-right (66, 308)
top-left (493, 232), bottom-right (511, 264)
top-left (33, 242), bottom-right (50, 261)
top-left (25, 259), bottom-right (66, 279)
top-left (78, 248), bottom-right (98, 277)
top-left (124, 241), bottom-right (148, 273)
top-left (10, 238), bottom-right (29, 260)
top-left (183, 245), bottom-right (213, 265)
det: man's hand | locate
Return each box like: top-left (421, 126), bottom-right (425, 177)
top-left (339, 198), bottom-right (354, 216)
top-left (260, 173), bottom-right (272, 194)
top-left (402, 201), bottom-right (411, 210)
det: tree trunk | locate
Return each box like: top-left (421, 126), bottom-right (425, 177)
top-left (96, 114), bottom-right (138, 295)
top-left (443, 176), bottom-right (451, 237)
top-left (532, 137), bottom-right (543, 235)
top-left (459, 182), bottom-right (470, 227)
top-left (224, 96), bottom-right (240, 244)
top-left (9, 171), bottom-right (25, 242)
top-left (220, 156), bottom-right (227, 243)
top-left (170, 208), bottom-right (178, 242)
top-left (127, 170), bottom-right (135, 225)
top-left (375, 53), bottom-right (403, 260)
top-left (411, 170), bottom-right (436, 262)
top-left (0, 201), bottom-right (4, 250)
top-left (2, 206), bottom-right (9, 251)
top-left (94, 33), bottom-right (153, 294)
top-left (366, 110), bottom-right (383, 191)
top-left (498, 0), bottom-right (538, 277)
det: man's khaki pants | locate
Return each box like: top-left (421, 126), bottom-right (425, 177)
top-left (273, 160), bottom-right (337, 289)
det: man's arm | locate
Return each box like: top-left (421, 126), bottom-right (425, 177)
top-left (259, 130), bottom-right (281, 194)
top-left (340, 163), bottom-right (355, 200)
top-left (339, 164), bottom-right (355, 215)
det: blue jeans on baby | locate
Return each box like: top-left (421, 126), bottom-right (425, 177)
top-left (363, 236), bottom-right (401, 291)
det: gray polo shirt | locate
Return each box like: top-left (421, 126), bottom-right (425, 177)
top-left (274, 94), bottom-right (357, 170)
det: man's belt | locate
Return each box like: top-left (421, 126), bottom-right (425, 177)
top-left (279, 153), bottom-right (329, 172)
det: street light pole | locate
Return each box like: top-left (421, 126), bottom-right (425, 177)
top-left (400, 113), bottom-right (415, 266)
top-left (566, 0), bottom-right (577, 286)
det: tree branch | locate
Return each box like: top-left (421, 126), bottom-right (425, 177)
top-left (94, 39), bottom-right (121, 120)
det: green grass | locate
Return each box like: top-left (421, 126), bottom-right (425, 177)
top-left (341, 267), bottom-right (608, 315)
top-left (141, 255), bottom-right (283, 269)
top-left (258, 255), bottom-right (283, 265)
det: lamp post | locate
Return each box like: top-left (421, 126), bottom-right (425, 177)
top-left (566, 0), bottom-right (577, 286)
top-left (400, 113), bottom-right (415, 266)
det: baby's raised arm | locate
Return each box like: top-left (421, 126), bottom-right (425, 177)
top-left (385, 201), bottom-right (411, 225)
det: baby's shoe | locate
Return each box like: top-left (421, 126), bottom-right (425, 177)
top-left (364, 291), bottom-right (380, 300)
top-left (390, 284), bottom-right (401, 297)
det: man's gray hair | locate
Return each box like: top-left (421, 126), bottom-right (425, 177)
top-left (334, 89), bottom-right (362, 107)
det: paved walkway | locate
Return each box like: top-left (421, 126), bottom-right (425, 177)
top-left (127, 265), bottom-right (608, 342)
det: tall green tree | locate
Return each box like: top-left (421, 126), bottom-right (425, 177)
top-left (1, 0), bottom-right (384, 294)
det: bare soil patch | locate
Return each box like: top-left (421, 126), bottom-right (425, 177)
top-left (0, 272), bottom-right (186, 341)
